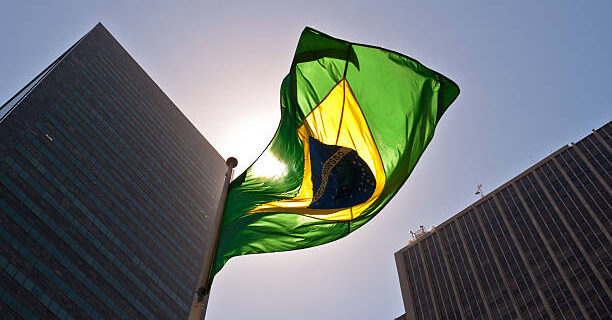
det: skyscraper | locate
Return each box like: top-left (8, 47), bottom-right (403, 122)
top-left (0, 23), bottom-right (227, 319)
top-left (395, 122), bottom-right (611, 320)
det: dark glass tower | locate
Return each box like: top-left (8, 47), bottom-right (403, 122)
top-left (0, 24), bottom-right (227, 319)
top-left (395, 122), bottom-right (611, 320)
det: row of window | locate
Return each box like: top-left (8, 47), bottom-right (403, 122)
top-left (93, 53), bottom-right (221, 211)
top-left (99, 52), bottom-right (222, 187)
top-left (0, 272), bottom-right (40, 320)
top-left (3, 158), bottom-right (163, 319)
top-left (22, 130), bottom-right (192, 298)
top-left (51, 87), bottom-right (198, 282)
top-left (7, 148), bottom-right (182, 317)
top-left (0, 176), bottom-right (133, 319)
top-left (35, 112), bottom-right (195, 295)
top-left (68, 72), bottom-right (206, 250)
top-left (0, 212), bottom-right (102, 320)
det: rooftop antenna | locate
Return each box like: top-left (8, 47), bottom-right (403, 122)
top-left (475, 183), bottom-right (484, 199)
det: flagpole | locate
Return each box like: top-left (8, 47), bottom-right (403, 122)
top-left (187, 157), bottom-right (237, 320)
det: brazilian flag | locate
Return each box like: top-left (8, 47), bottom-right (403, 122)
top-left (210, 27), bottom-right (459, 280)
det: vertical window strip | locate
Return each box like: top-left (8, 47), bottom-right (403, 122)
top-left (462, 213), bottom-right (514, 319)
top-left (403, 250), bottom-right (423, 319)
top-left (514, 178), bottom-right (581, 319)
top-left (544, 162), bottom-right (612, 285)
top-left (475, 202), bottom-right (530, 319)
top-left (496, 189), bottom-right (552, 319)
top-left (455, 214), bottom-right (493, 318)
top-left (449, 221), bottom-right (490, 319)
top-left (436, 229), bottom-right (468, 319)
top-left (419, 240), bottom-right (442, 320)
top-left (516, 175), bottom-right (589, 319)
top-left (560, 149), bottom-right (612, 236)
top-left (534, 168), bottom-right (609, 318)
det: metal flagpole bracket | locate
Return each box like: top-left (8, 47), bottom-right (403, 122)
top-left (187, 157), bottom-right (237, 320)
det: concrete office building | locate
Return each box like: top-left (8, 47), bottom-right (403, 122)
top-left (0, 24), bottom-right (226, 319)
top-left (395, 122), bottom-right (611, 320)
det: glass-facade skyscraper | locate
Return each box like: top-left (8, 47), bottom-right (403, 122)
top-left (395, 122), bottom-right (611, 320)
top-left (0, 23), bottom-right (227, 319)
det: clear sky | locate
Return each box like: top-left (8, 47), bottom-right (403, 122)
top-left (1, 1), bottom-right (610, 319)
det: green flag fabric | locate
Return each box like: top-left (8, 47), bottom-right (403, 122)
top-left (210, 27), bottom-right (459, 281)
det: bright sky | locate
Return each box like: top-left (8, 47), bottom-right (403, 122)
top-left (1, 1), bottom-right (610, 319)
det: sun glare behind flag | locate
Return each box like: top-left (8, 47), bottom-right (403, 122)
top-left (210, 27), bottom-right (460, 282)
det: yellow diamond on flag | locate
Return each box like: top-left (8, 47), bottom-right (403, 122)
top-left (248, 79), bottom-right (386, 221)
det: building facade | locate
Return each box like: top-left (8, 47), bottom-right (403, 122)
top-left (395, 122), bottom-right (611, 320)
top-left (0, 24), bottom-right (227, 319)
